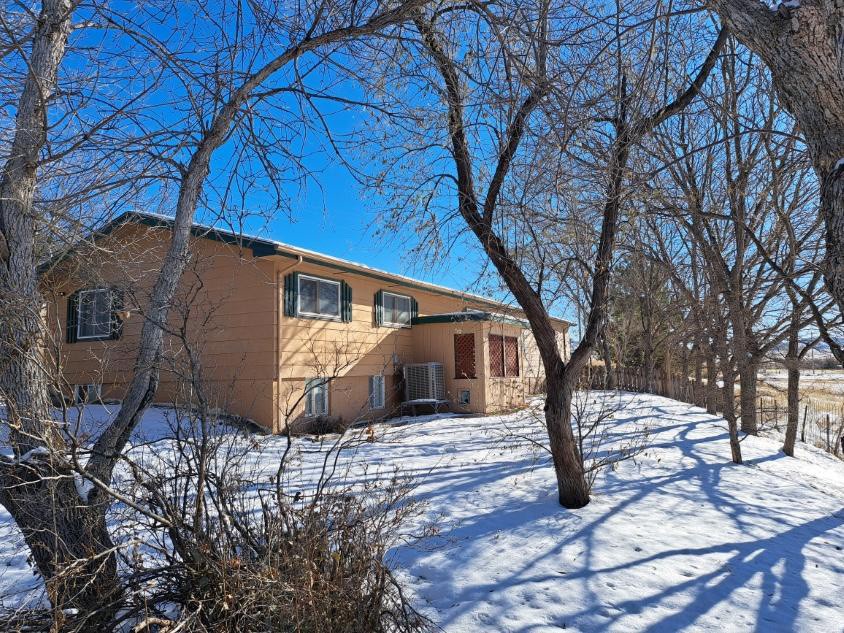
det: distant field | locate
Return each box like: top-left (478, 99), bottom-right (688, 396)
top-left (756, 369), bottom-right (844, 454)
top-left (759, 369), bottom-right (844, 402)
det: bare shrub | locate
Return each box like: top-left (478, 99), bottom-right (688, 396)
top-left (113, 408), bottom-right (431, 633)
top-left (287, 414), bottom-right (350, 437)
top-left (571, 391), bottom-right (649, 492)
top-left (499, 391), bottom-right (648, 494)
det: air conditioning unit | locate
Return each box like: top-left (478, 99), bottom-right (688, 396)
top-left (403, 362), bottom-right (445, 401)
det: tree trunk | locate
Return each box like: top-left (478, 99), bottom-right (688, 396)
top-left (783, 323), bottom-right (800, 456)
top-left (601, 332), bottom-right (615, 389)
top-left (738, 359), bottom-right (759, 435)
top-left (0, 460), bottom-right (119, 623)
top-left (705, 349), bottom-right (719, 415)
top-left (545, 368), bottom-right (590, 508)
top-left (694, 344), bottom-right (704, 407)
top-left (715, 332), bottom-right (743, 463)
top-left (0, 0), bottom-right (122, 619)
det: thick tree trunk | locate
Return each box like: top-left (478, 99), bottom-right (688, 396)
top-left (693, 344), bottom-right (704, 407)
top-left (0, 0), bottom-right (122, 619)
top-left (782, 325), bottom-right (800, 456)
top-left (720, 360), bottom-right (743, 464)
top-left (545, 368), bottom-right (590, 508)
top-left (738, 359), bottom-right (759, 435)
top-left (715, 330), bottom-right (743, 463)
top-left (0, 461), bottom-right (119, 623)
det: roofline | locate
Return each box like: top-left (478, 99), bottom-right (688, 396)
top-left (50, 211), bottom-right (572, 327)
top-left (412, 312), bottom-right (531, 328)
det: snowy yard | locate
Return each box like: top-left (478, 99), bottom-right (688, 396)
top-left (2, 393), bottom-right (844, 632)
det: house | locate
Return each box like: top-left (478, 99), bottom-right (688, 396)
top-left (42, 212), bottom-right (571, 432)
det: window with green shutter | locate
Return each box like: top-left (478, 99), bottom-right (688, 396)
top-left (375, 290), bottom-right (416, 327)
top-left (284, 272), bottom-right (352, 322)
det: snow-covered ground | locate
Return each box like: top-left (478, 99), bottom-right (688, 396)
top-left (2, 393), bottom-right (844, 632)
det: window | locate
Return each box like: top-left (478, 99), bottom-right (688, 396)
top-left (458, 389), bottom-right (471, 406)
top-left (304, 378), bottom-right (329, 416)
top-left (454, 333), bottom-right (476, 378)
top-left (369, 375), bottom-right (385, 409)
top-left (382, 292), bottom-right (412, 327)
top-left (74, 384), bottom-right (102, 404)
top-left (298, 275), bottom-right (341, 319)
top-left (77, 289), bottom-right (112, 339)
top-left (489, 334), bottom-right (520, 377)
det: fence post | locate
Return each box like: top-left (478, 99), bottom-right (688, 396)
top-left (801, 404), bottom-right (808, 443)
top-left (827, 414), bottom-right (831, 451)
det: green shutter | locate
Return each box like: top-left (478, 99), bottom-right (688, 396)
top-left (110, 288), bottom-right (124, 340)
top-left (341, 281), bottom-right (352, 322)
top-left (66, 291), bottom-right (79, 343)
top-left (374, 290), bottom-right (383, 326)
top-left (283, 272), bottom-right (298, 317)
top-left (410, 297), bottom-right (418, 323)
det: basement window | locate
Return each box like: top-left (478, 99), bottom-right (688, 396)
top-left (304, 378), bottom-right (329, 416)
top-left (369, 375), bottom-right (386, 410)
top-left (74, 384), bottom-right (102, 404)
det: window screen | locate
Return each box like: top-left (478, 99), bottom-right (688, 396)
top-left (369, 375), bottom-right (385, 409)
top-left (305, 378), bottom-right (329, 416)
top-left (298, 276), bottom-right (340, 318)
top-left (77, 289), bottom-right (112, 339)
top-left (383, 292), bottom-right (411, 326)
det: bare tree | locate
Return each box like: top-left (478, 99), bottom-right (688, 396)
top-left (0, 0), bottom-right (435, 622)
top-left (351, 1), bottom-right (727, 507)
top-left (711, 2), bottom-right (844, 350)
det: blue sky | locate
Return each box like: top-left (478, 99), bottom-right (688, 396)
top-left (241, 158), bottom-right (493, 302)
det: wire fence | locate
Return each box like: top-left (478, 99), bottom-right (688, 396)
top-left (580, 365), bottom-right (844, 460)
top-left (757, 397), bottom-right (844, 457)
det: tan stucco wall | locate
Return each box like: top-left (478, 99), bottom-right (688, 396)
top-left (45, 222), bottom-right (570, 431)
top-left (278, 257), bottom-right (570, 424)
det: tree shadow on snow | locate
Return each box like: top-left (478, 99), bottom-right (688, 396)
top-left (391, 400), bottom-right (844, 632)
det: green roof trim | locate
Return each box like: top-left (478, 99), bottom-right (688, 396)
top-left (412, 312), bottom-right (530, 328)
top-left (104, 212), bottom-right (279, 257)
top-left (40, 211), bottom-right (279, 273)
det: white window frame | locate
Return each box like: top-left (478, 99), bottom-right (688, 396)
top-left (304, 378), bottom-right (329, 417)
top-left (382, 291), bottom-right (412, 327)
top-left (74, 383), bottom-right (102, 404)
top-left (77, 288), bottom-right (112, 340)
top-left (297, 274), bottom-right (341, 320)
top-left (369, 374), bottom-right (386, 410)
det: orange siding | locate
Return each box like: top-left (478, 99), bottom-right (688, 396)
top-left (44, 222), bottom-right (279, 429)
top-left (44, 222), bottom-right (570, 431)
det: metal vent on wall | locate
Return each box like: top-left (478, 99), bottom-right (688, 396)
top-left (403, 362), bottom-right (445, 401)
